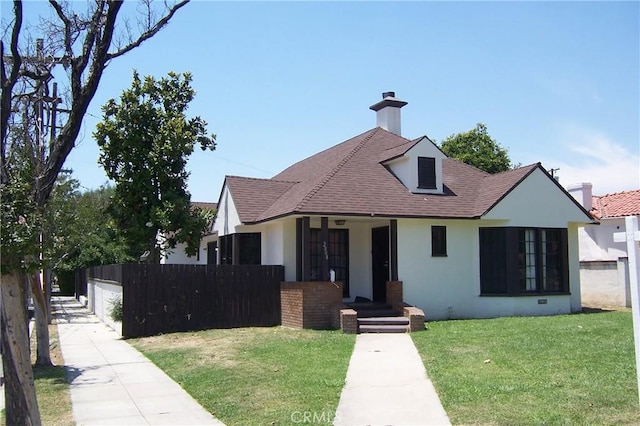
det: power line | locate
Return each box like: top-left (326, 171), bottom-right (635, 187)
top-left (210, 154), bottom-right (274, 175)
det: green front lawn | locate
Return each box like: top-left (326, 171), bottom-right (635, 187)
top-left (412, 310), bottom-right (640, 425)
top-left (130, 327), bottom-right (355, 425)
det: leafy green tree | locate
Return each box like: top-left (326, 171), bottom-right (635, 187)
top-left (95, 71), bottom-right (216, 263)
top-left (1, 1), bottom-right (188, 422)
top-left (45, 174), bottom-right (132, 293)
top-left (440, 123), bottom-right (513, 174)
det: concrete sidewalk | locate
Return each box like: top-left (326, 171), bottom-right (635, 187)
top-left (334, 333), bottom-right (451, 426)
top-left (53, 296), bottom-right (224, 425)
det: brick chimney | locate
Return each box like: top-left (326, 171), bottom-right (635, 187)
top-left (369, 91), bottom-right (408, 136)
top-left (567, 182), bottom-right (593, 210)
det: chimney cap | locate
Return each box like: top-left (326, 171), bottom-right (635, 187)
top-left (369, 91), bottom-right (408, 112)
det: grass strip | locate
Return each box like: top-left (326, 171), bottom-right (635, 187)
top-left (412, 310), bottom-right (640, 425)
top-left (131, 326), bottom-right (355, 425)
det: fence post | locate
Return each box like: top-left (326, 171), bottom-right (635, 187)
top-left (614, 216), bottom-right (640, 405)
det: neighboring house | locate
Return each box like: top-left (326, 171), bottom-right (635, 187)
top-left (160, 202), bottom-right (218, 265)
top-left (212, 92), bottom-right (594, 320)
top-left (568, 184), bottom-right (640, 307)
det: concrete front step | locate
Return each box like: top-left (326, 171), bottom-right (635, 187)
top-left (359, 324), bottom-right (409, 333)
top-left (358, 316), bottom-right (410, 333)
top-left (358, 316), bottom-right (409, 326)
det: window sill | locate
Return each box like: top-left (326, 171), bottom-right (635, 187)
top-left (431, 254), bottom-right (447, 257)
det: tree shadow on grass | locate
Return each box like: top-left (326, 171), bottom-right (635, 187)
top-left (581, 306), bottom-right (616, 314)
top-left (33, 364), bottom-right (68, 385)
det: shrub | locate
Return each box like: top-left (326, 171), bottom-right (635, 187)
top-left (109, 296), bottom-right (123, 322)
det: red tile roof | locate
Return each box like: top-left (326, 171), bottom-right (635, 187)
top-left (591, 189), bottom-right (640, 218)
top-left (223, 127), bottom-right (554, 224)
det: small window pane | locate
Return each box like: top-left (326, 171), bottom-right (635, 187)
top-left (542, 229), bottom-right (563, 292)
top-left (418, 157), bottom-right (437, 189)
top-left (479, 228), bottom-right (507, 294)
top-left (219, 235), bottom-right (233, 265)
top-left (238, 233), bottom-right (261, 265)
top-left (519, 229), bottom-right (537, 292)
top-left (431, 226), bottom-right (447, 257)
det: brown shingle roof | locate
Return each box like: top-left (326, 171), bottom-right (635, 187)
top-left (591, 189), bottom-right (640, 218)
top-left (191, 202), bottom-right (217, 211)
top-left (225, 176), bottom-right (296, 223)
top-left (224, 127), bottom-right (552, 223)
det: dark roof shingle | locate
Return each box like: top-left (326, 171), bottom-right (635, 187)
top-left (223, 127), bottom-right (551, 223)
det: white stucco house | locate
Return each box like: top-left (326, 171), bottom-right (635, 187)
top-left (160, 202), bottom-right (218, 265)
top-left (211, 92), bottom-right (595, 320)
top-left (568, 184), bottom-right (640, 307)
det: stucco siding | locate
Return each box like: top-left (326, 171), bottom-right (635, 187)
top-left (397, 217), bottom-right (576, 320)
top-left (386, 138), bottom-right (447, 194)
top-left (161, 234), bottom-right (217, 265)
top-left (579, 217), bottom-right (633, 261)
top-left (484, 169), bottom-right (590, 226)
top-left (580, 260), bottom-right (630, 308)
top-left (282, 219), bottom-right (297, 281)
top-left (161, 242), bottom-right (196, 264)
top-left (397, 219), bottom-right (478, 319)
top-left (262, 222), bottom-right (284, 265)
top-left (212, 185), bottom-right (242, 236)
top-left (347, 222), bottom-right (373, 300)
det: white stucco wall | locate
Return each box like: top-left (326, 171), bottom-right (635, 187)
top-left (580, 259), bottom-right (630, 308)
top-left (346, 222), bottom-right (373, 300)
top-left (397, 218), bottom-right (578, 320)
top-left (578, 217), bottom-right (633, 261)
top-left (161, 233), bottom-right (217, 265)
top-left (484, 168), bottom-right (591, 226)
top-left (212, 185), bottom-right (242, 237)
top-left (88, 279), bottom-right (122, 336)
top-left (386, 137), bottom-right (447, 194)
top-left (397, 219), bottom-right (478, 319)
top-left (282, 219), bottom-right (297, 281)
top-left (262, 222), bottom-right (284, 265)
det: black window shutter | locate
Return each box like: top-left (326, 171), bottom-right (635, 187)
top-left (418, 157), bottom-right (437, 189)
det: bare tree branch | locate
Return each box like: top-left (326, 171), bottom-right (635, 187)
top-left (48, 0), bottom-right (73, 59)
top-left (1, 0), bottom-right (24, 182)
top-left (105, 0), bottom-right (189, 62)
top-left (36, 0), bottom-right (123, 206)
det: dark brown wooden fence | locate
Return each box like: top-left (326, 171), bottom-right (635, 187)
top-left (86, 264), bottom-right (284, 338)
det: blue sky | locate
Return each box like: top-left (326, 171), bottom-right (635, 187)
top-left (13, 1), bottom-right (640, 201)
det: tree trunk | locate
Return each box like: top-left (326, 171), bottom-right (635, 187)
top-left (44, 268), bottom-right (52, 324)
top-left (30, 273), bottom-right (52, 366)
top-left (1, 271), bottom-right (42, 425)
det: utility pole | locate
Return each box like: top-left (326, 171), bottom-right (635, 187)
top-left (5, 38), bottom-right (67, 323)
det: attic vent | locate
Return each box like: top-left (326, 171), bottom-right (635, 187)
top-left (418, 157), bottom-right (437, 189)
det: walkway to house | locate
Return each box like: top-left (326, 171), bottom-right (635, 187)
top-left (334, 333), bottom-right (451, 426)
top-left (52, 296), bottom-right (224, 425)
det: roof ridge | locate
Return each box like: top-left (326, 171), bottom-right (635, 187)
top-left (596, 188), bottom-right (640, 198)
top-left (227, 175), bottom-right (299, 184)
top-left (294, 127), bottom-right (380, 212)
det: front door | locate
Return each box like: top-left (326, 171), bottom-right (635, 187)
top-left (371, 226), bottom-right (389, 302)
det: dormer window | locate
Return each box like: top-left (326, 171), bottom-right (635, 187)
top-left (418, 157), bottom-right (437, 189)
